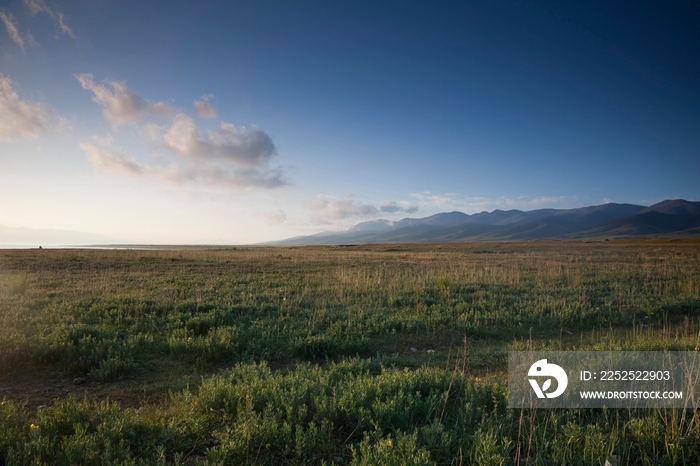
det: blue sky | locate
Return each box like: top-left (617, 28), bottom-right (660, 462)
top-left (1, 0), bottom-right (699, 243)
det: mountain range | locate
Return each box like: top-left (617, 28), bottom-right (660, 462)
top-left (269, 199), bottom-right (700, 245)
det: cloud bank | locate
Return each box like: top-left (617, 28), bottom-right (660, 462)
top-left (162, 114), bottom-right (277, 169)
top-left (193, 94), bottom-right (217, 119)
top-left (380, 201), bottom-right (418, 214)
top-left (158, 164), bottom-right (286, 189)
top-left (77, 74), bottom-right (287, 190)
top-left (79, 136), bottom-right (146, 177)
top-left (75, 74), bottom-right (174, 128)
top-left (0, 74), bottom-right (49, 141)
top-left (80, 135), bottom-right (286, 190)
top-left (307, 195), bottom-right (419, 225)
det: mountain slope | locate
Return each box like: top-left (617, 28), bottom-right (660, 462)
top-left (579, 200), bottom-right (700, 238)
top-left (640, 199), bottom-right (700, 216)
top-left (268, 200), bottom-right (699, 245)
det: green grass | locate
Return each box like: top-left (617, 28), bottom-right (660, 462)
top-left (1, 240), bottom-right (699, 464)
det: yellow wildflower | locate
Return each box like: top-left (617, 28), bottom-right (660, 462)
top-left (387, 439), bottom-right (393, 448)
top-left (265, 443), bottom-right (271, 449)
top-left (30, 423), bottom-right (39, 430)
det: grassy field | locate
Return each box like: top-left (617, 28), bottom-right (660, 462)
top-left (1, 240), bottom-right (700, 465)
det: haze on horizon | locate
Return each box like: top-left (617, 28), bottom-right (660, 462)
top-left (1, 0), bottom-right (698, 245)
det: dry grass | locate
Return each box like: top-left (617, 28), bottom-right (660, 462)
top-left (0, 239), bottom-right (699, 464)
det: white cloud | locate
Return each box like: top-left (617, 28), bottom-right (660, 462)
top-left (306, 197), bottom-right (377, 223)
top-left (259, 209), bottom-right (287, 225)
top-left (0, 74), bottom-right (49, 141)
top-left (380, 201), bottom-right (418, 214)
top-left (23, 0), bottom-right (75, 38)
top-left (80, 132), bottom-right (287, 190)
top-left (80, 137), bottom-right (146, 177)
top-left (193, 94), bottom-right (217, 119)
top-left (306, 195), bottom-right (418, 225)
top-left (162, 113), bottom-right (277, 169)
top-left (75, 74), bottom-right (174, 128)
top-left (0, 9), bottom-right (35, 52)
top-left (158, 164), bottom-right (287, 189)
top-left (411, 191), bottom-right (571, 212)
top-left (76, 75), bottom-right (287, 190)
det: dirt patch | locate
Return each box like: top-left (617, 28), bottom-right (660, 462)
top-left (0, 367), bottom-right (146, 410)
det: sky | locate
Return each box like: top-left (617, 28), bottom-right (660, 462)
top-left (1, 0), bottom-right (699, 244)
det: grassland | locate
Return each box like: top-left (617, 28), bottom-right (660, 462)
top-left (1, 240), bottom-right (700, 465)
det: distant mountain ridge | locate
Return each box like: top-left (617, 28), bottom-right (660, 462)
top-left (268, 199), bottom-right (700, 245)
